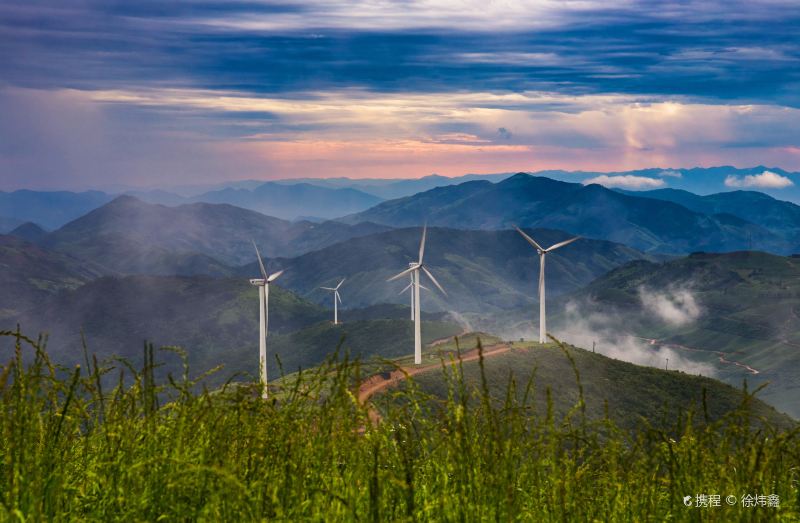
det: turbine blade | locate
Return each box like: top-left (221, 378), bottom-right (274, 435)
top-left (399, 282), bottom-right (413, 294)
top-left (418, 283), bottom-right (430, 291)
top-left (267, 269), bottom-right (284, 282)
top-left (514, 226), bottom-right (544, 251)
top-left (545, 236), bottom-right (580, 252)
top-left (387, 266), bottom-right (416, 282)
top-left (335, 278), bottom-right (345, 290)
top-left (418, 224), bottom-right (427, 264)
top-left (320, 287), bottom-right (335, 291)
top-left (335, 291), bottom-right (342, 304)
top-left (252, 240), bottom-right (268, 279)
top-left (421, 266), bottom-right (447, 296)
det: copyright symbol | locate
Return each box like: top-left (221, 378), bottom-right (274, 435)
top-left (726, 495), bottom-right (737, 505)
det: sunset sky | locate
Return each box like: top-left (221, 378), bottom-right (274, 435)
top-left (1, 0), bottom-right (799, 189)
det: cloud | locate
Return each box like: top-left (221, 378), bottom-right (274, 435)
top-left (724, 170), bottom-right (794, 188)
top-left (658, 169), bottom-right (683, 178)
top-left (638, 287), bottom-right (702, 326)
top-left (583, 175), bottom-right (666, 189)
top-left (554, 300), bottom-right (715, 376)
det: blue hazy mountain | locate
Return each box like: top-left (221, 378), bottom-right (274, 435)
top-left (272, 173), bottom-right (514, 199)
top-left (0, 190), bottom-right (114, 229)
top-left (618, 188), bottom-right (800, 242)
top-left (0, 216), bottom-right (24, 234)
top-left (193, 182), bottom-right (384, 220)
top-left (343, 173), bottom-right (793, 255)
top-left (272, 167), bottom-right (800, 201)
top-left (0, 183), bottom-right (382, 229)
top-left (8, 222), bottom-right (48, 243)
top-left (40, 196), bottom-right (391, 274)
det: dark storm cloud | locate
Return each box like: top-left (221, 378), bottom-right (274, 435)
top-left (1, 0), bottom-right (799, 105)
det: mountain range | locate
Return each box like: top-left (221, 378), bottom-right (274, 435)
top-left (343, 173), bottom-right (796, 254)
top-left (37, 196), bottom-right (390, 274)
top-left (0, 182), bottom-right (384, 229)
top-left (0, 190), bottom-right (114, 230)
top-left (193, 182), bottom-right (383, 220)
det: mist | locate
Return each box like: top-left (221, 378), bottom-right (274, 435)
top-left (550, 291), bottom-right (715, 377)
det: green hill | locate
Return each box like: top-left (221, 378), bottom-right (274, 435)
top-left (384, 338), bottom-right (795, 431)
top-left (558, 251), bottom-right (800, 417)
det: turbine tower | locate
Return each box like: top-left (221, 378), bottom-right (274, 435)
top-left (250, 241), bottom-right (284, 399)
top-left (388, 226), bottom-right (447, 364)
top-left (400, 266), bottom-right (429, 320)
top-left (320, 278), bottom-right (345, 324)
top-left (515, 227), bottom-right (580, 344)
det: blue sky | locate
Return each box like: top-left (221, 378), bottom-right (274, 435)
top-left (1, 0), bottom-right (799, 189)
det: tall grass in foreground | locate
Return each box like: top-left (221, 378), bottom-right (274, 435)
top-left (0, 330), bottom-right (798, 522)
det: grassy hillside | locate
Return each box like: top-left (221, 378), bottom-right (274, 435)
top-left (254, 226), bottom-right (651, 313)
top-left (3, 329), bottom-right (797, 521)
top-left (344, 173), bottom-right (790, 254)
top-left (398, 338), bottom-right (793, 431)
top-left (266, 319), bottom-right (462, 378)
top-left (558, 250), bottom-right (800, 417)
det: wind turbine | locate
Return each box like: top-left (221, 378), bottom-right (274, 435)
top-left (388, 226), bottom-right (447, 364)
top-left (399, 265), bottom-right (429, 320)
top-left (320, 278), bottom-right (345, 324)
top-left (250, 241), bottom-right (284, 399)
top-left (515, 227), bottom-right (580, 344)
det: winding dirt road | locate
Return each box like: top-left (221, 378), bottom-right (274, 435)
top-left (357, 342), bottom-right (514, 424)
top-left (638, 337), bottom-right (760, 375)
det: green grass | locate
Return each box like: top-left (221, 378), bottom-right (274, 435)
top-left (1, 330), bottom-right (799, 521)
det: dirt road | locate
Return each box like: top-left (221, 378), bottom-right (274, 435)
top-left (357, 342), bottom-right (514, 424)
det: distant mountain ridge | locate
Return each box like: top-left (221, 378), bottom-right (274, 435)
top-left (342, 173), bottom-right (793, 254)
top-left (0, 190), bottom-right (113, 230)
top-left (619, 188), bottom-right (800, 243)
top-left (40, 196), bottom-right (391, 275)
top-left (192, 182), bottom-right (383, 220)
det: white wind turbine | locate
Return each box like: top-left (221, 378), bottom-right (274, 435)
top-left (250, 241), bottom-right (284, 399)
top-left (320, 278), bottom-right (345, 324)
top-left (515, 227), bottom-right (580, 344)
top-left (388, 226), bottom-right (447, 364)
top-left (399, 264), bottom-right (429, 320)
